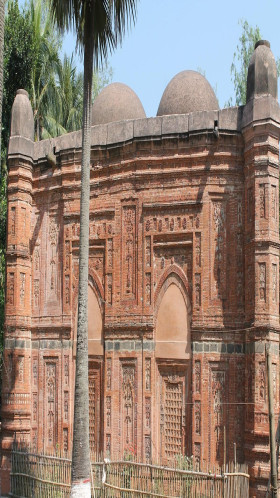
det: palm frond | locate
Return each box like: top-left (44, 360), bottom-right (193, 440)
top-left (49, 0), bottom-right (138, 68)
top-left (42, 114), bottom-right (67, 138)
top-left (113, 0), bottom-right (138, 44)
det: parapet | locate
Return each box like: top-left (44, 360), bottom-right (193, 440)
top-left (33, 106), bottom-right (242, 161)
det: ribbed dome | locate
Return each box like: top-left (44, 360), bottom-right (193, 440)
top-left (91, 82), bottom-right (146, 125)
top-left (157, 70), bottom-right (219, 116)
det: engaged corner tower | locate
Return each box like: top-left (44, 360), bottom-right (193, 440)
top-left (1, 89), bottom-right (34, 494)
top-left (242, 39), bottom-right (280, 496)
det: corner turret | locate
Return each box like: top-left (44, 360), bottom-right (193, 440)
top-left (1, 90), bottom-right (34, 494)
top-left (10, 89), bottom-right (34, 140)
top-left (8, 89), bottom-right (34, 158)
top-left (242, 40), bottom-right (280, 495)
top-left (246, 40), bottom-right (277, 102)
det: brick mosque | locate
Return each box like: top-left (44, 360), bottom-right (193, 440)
top-left (1, 40), bottom-right (280, 496)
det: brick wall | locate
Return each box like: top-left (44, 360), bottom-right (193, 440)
top-left (1, 100), bottom-right (280, 497)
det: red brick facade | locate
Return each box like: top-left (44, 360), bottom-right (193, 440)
top-left (1, 41), bottom-right (280, 496)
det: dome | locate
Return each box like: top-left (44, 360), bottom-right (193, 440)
top-left (157, 70), bottom-right (219, 116)
top-left (91, 82), bottom-right (146, 125)
top-left (246, 40), bottom-right (277, 103)
top-left (10, 89), bottom-right (34, 140)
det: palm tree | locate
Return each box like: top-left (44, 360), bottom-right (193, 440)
top-left (42, 54), bottom-right (83, 138)
top-left (55, 54), bottom-right (83, 132)
top-left (0, 0), bottom-right (4, 355)
top-left (42, 55), bottom-right (113, 139)
top-left (49, 1), bottom-right (138, 495)
top-left (0, 0), bottom-right (5, 157)
top-left (30, 0), bottom-right (61, 140)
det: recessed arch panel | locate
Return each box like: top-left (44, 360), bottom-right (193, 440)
top-left (155, 281), bottom-right (191, 359)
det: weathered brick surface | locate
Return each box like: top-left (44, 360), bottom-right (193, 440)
top-left (1, 61), bottom-right (280, 496)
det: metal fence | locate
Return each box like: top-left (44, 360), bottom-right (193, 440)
top-left (10, 448), bottom-right (249, 497)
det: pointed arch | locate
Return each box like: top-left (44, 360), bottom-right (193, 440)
top-left (88, 268), bottom-right (104, 302)
top-left (154, 263), bottom-right (191, 308)
top-left (155, 268), bottom-right (191, 360)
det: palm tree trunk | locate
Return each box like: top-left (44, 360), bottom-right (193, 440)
top-left (0, 0), bottom-right (5, 160)
top-left (70, 14), bottom-right (93, 498)
top-left (36, 114), bottom-right (40, 142)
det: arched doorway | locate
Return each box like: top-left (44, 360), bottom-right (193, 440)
top-left (155, 274), bottom-right (191, 461)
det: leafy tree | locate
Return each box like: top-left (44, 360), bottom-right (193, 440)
top-left (227, 19), bottom-right (280, 106)
top-left (29, 0), bottom-right (113, 140)
top-left (3, 0), bottom-right (113, 144)
top-left (29, 0), bottom-right (61, 140)
top-left (3, 0), bottom-right (35, 149)
top-left (49, 0), bottom-right (138, 495)
top-left (228, 19), bottom-right (261, 106)
top-left (43, 57), bottom-right (113, 138)
top-left (45, 54), bottom-right (84, 137)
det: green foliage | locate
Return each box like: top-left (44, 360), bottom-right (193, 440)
top-left (3, 0), bottom-right (113, 143)
top-left (175, 453), bottom-right (193, 471)
top-left (45, 54), bottom-right (84, 137)
top-left (228, 19), bottom-right (261, 106)
top-left (29, 0), bottom-right (62, 140)
top-left (49, 0), bottom-right (138, 69)
top-left (41, 57), bottom-right (112, 139)
top-left (227, 19), bottom-right (280, 107)
top-left (3, 0), bottom-right (35, 149)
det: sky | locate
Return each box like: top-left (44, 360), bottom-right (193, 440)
top-left (21, 0), bottom-right (280, 117)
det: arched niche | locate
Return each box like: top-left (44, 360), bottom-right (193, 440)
top-left (73, 281), bottom-right (104, 356)
top-left (155, 279), bottom-right (191, 360)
